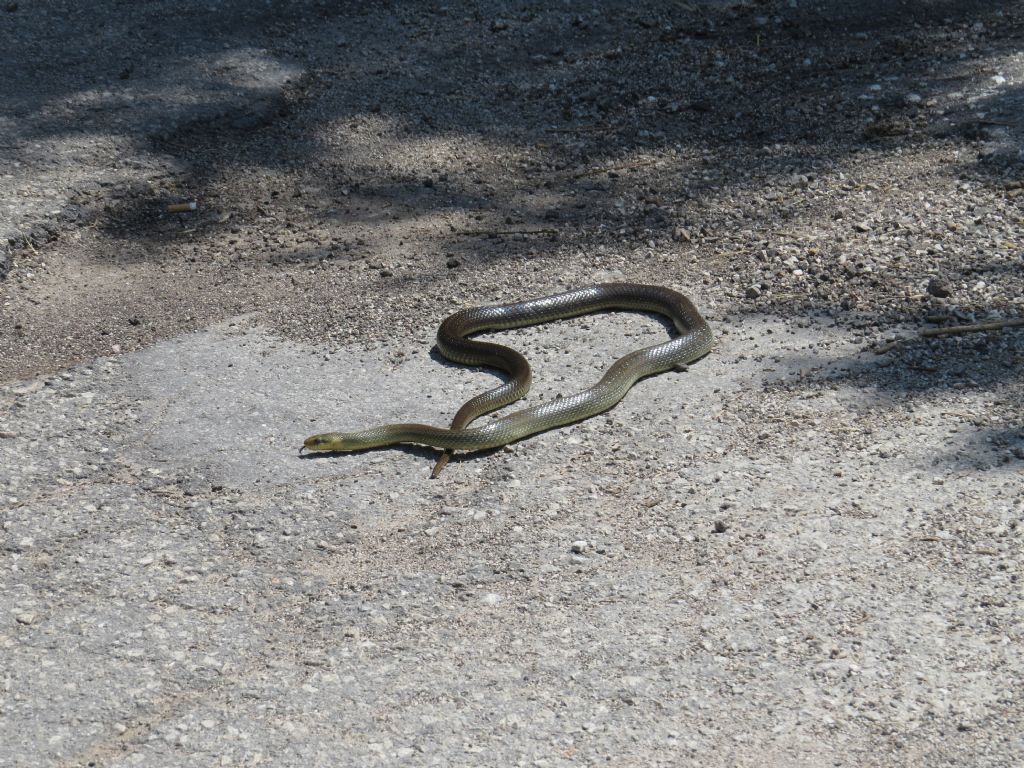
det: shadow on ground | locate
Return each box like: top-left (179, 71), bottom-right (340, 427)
top-left (5, 1), bottom-right (1021, 257)
top-left (3, 0), bottom-right (1022, 421)
top-left (770, 319), bottom-right (1024, 469)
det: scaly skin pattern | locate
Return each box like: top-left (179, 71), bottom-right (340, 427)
top-left (302, 283), bottom-right (713, 460)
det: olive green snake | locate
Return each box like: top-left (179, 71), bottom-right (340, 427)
top-left (302, 282), bottom-right (713, 476)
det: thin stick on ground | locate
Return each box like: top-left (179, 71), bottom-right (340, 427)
top-left (455, 228), bottom-right (559, 237)
top-left (921, 318), bottom-right (1024, 337)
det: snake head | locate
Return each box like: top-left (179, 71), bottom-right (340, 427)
top-left (302, 432), bottom-right (351, 453)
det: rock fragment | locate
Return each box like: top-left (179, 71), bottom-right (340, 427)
top-left (927, 278), bottom-right (952, 298)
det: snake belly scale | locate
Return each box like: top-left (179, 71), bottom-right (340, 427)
top-left (302, 283), bottom-right (713, 475)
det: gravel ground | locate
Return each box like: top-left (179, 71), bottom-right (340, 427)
top-left (1, 1), bottom-right (1022, 766)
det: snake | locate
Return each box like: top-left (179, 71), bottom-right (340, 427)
top-left (301, 282), bottom-right (713, 476)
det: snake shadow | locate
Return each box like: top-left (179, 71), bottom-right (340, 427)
top-left (297, 440), bottom-right (507, 476)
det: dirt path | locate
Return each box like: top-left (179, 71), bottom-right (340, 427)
top-left (1, 2), bottom-right (1022, 766)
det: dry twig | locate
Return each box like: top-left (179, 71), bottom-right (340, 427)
top-left (455, 228), bottom-right (558, 237)
top-left (921, 318), bottom-right (1024, 337)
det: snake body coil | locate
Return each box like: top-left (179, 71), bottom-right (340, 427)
top-left (302, 283), bottom-right (713, 472)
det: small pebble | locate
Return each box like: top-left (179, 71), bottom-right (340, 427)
top-left (927, 278), bottom-right (952, 298)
